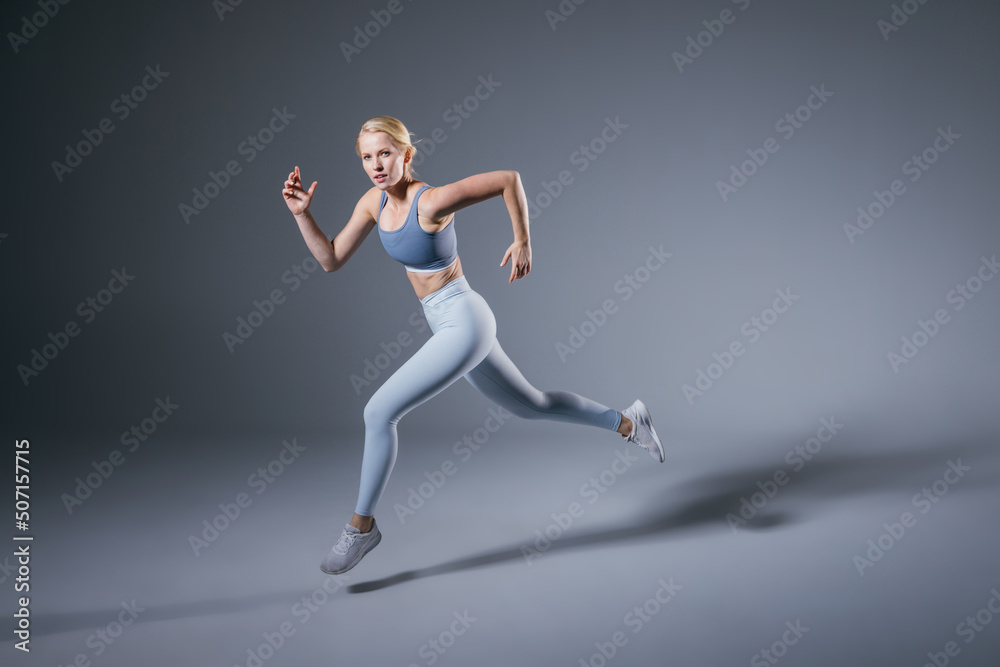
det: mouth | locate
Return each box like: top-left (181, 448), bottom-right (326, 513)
top-left (374, 174), bottom-right (387, 182)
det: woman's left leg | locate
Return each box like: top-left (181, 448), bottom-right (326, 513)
top-left (463, 336), bottom-right (624, 432)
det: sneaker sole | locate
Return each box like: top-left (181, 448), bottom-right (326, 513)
top-left (320, 529), bottom-right (382, 575)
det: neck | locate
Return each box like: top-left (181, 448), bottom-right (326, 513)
top-left (384, 175), bottom-right (415, 202)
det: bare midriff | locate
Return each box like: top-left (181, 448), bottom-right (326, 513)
top-left (407, 254), bottom-right (464, 301)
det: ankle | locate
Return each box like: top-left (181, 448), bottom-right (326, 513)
top-left (350, 514), bottom-right (373, 532)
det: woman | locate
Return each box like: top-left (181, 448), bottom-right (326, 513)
top-left (281, 116), bottom-right (663, 575)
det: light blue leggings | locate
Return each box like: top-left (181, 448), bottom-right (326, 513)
top-left (355, 275), bottom-right (624, 516)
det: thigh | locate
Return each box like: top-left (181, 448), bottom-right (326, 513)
top-left (368, 293), bottom-right (495, 422)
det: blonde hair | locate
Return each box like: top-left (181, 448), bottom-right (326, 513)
top-left (355, 115), bottom-right (419, 179)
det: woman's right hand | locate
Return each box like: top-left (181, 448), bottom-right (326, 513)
top-left (282, 165), bottom-right (318, 217)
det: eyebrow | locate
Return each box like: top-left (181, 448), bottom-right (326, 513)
top-left (361, 146), bottom-right (392, 156)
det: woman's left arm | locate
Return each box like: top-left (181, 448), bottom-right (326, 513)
top-left (425, 170), bottom-right (531, 283)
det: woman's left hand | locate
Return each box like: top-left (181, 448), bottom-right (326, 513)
top-left (500, 240), bottom-right (532, 283)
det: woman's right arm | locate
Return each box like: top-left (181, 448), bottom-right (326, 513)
top-left (292, 209), bottom-right (337, 272)
top-left (283, 166), bottom-right (375, 273)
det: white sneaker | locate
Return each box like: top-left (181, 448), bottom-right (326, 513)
top-left (320, 518), bottom-right (381, 574)
top-left (621, 399), bottom-right (664, 462)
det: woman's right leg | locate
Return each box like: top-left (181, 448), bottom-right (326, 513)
top-left (322, 282), bottom-right (495, 573)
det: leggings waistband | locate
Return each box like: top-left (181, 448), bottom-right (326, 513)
top-left (420, 275), bottom-right (472, 309)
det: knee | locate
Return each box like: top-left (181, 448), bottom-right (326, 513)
top-left (364, 392), bottom-right (405, 429)
top-left (510, 393), bottom-right (553, 420)
top-left (363, 398), bottom-right (389, 428)
top-left (531, 390), bottom-right (563, 419)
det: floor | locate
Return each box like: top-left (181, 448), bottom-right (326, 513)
top-left (8, 414), bottom-right (1000, 667)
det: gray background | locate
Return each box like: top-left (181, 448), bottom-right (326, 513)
top-left (3, 1), bottom-right (999, 665)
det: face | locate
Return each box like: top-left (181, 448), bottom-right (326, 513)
top-left (358, 131), bottom-right (410, 188)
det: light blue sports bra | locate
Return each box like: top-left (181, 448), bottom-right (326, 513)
top-left (377, 185), bottom-right (458, 273)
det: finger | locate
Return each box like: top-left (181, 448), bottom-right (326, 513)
top-left (308, 181), bottom-right (318, 195)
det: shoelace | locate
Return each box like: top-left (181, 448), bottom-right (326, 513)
top-left (333, 530), bottom-right (361, 555)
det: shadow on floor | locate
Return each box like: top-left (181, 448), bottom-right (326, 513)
top-left (347, 436), bottom-right (997, 592)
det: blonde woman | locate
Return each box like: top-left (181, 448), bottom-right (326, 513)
top-left (281, 116), bottom-right (664, 575)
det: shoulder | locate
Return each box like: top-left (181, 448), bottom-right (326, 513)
top-left (415, 183), bottom-right (453, 223)
top-left (363, 184), bottom-right (387, 206)
top-left (349, 186), bottom-right (384, 225)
